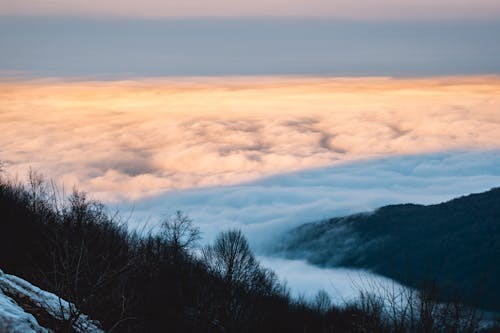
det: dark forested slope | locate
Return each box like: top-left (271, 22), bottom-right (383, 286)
top-left (276, 188), bottom-right (500, 312)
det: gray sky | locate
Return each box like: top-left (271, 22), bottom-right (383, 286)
top-left (1, 18), bottom-right (499, 78)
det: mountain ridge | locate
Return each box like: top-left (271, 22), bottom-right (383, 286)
top-left (275, 187), bottom-right (500, 312)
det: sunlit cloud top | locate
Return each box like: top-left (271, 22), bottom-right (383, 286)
top-left (2, 0), bottom-right (500, 19)
top-left (1, 76), bottom-right (500, 201)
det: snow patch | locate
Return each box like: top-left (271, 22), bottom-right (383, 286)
top-left (0, 290), bottom-right (48, 333)
top-left (0, 269), bottom-right (103, 333)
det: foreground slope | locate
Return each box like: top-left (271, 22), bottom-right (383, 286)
top-left (276, 187), bottom-right (500, 312)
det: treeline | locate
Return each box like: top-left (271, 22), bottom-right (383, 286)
top-left (0, 170), bottom-right (497, 332)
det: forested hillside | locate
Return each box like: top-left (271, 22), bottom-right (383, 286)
top-left (276, 188), bottom-right (500, 312)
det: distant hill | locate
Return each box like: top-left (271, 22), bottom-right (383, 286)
top-left (274, 187), bottom-right (500, 312)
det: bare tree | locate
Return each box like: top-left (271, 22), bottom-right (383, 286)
top-left (161, 211), bottom-right (200, 254)
top-left (202, 229), bottom-right (258, 289)
top-left (27, 168), bottom-right (49, 213)
top-left (348, 278), bottom-right (482, 333)
top-left (202, 230), bottom-right (264, 332)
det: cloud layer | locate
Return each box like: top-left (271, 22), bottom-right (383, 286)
top-left (2, 77), bottom-right (500, 203)
top-left (124, 150), bottom-right (500, 247)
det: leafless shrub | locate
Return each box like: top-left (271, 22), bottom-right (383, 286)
top-left (347, 277), bottom-right (482, 332)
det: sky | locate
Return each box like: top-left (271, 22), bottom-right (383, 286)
top-left (1, 19), bottom-right (500, 77)
top-left (2, 0), bottom-right (499, 78)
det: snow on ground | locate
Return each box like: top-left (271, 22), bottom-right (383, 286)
top-left (0, 273), bottom-right (48, 332)
top-left (0, 268), bottom-right (102, 333)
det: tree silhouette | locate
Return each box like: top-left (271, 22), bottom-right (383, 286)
top-left (161, 210), bottom-right (201, 254)
top-left (202, 229), bottom-right (258, 288)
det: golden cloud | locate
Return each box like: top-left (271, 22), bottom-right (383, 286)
top-left (1, 76), bottom-right (500, 201)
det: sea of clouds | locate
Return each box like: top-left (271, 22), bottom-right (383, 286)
top-left (2, 76), bottom-right (499, 201)
top-left (123, 150), bottom-right (500, 247)
top-left (2, 77), bottom-right (500, 301)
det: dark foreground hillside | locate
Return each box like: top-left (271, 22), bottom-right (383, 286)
top-left (276, 187), bottom-right (500, 312)
top-left (0, 170), bottom-right (497, 332)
